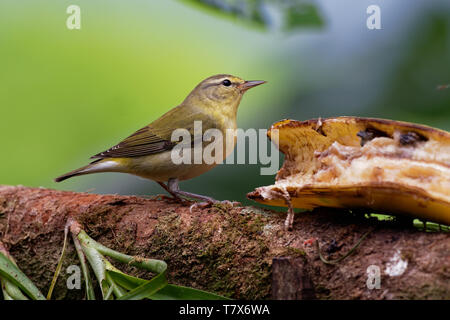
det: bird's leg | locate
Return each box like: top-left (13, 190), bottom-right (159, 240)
top-left (156, 181), bottom-right (177, 198)
top-left (167, 178), bottom-right (217, 203)
top-left (166, 179), bottom-right (240, 212)
top-left (155, 181), bottom-right (187, 203)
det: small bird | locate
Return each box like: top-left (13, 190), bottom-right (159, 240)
top-left (55, 74), bottom-right (265, 204)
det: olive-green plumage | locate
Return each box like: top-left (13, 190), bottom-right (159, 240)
top-left (55, 74), bottom-right (265, 202)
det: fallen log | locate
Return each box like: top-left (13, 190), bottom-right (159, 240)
top-left (0, 185), bottom-right (448, 299)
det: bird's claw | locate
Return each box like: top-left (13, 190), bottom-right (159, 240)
top-left (189, 201), bottom-right (214, 213)
top-left (149, 194), bottom-right (192, 205)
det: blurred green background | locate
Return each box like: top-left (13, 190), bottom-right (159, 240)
top-left (1, 0), bottom-right (449, 205)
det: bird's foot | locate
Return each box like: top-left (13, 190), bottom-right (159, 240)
top-left (149, 193), bottom-right (192, 205)
top-left (189, 201), bottom-right (213, 213)
top-left (161, 179), bottom-right (241, 212)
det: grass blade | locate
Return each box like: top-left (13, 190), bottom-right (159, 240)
top-left (72, 232), bottom-right (96, 300)
top-left (78, 230), bottom-right (167, 273)
top-left (118, 272), bottom-right (167, 300)
top-left (1, 279), bottom-right (14, 300)
top-left (1, 278), bottom-right (29, 300)
top-left (0, 252), bottom-right (45, 300)
top-left (47, 223), bottom-right (69, 300)
top-left (78, 242), bottom-right (109, 298)
top-left (150, 284), bottom-right (230, 300)
top-left (106, 270), bottom-right (147, 290)
top-left (105, 272), bottom-right (127, 299)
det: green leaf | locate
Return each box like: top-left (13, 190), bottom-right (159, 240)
top-left (179, 0), bottom-right (323, 31)
top-left (1, 279), bottom-right (14, 300)
top-left (151, 284), bottom-right (230, 300)
top-left (117, 272), bottom-right (168, 300)
top-left (72, 232), bottom-right (96, 300)
top-left (76, 229), bottom-right (227, 300)
top-left (78, 230), bottom-right (167, 274)
top-left (2, 278), bottom-right (29, 300)
top-left (79, 243), bottom-right (109, 298)
top-left (283, 2), bottom-right (323, 30)
top-left (180, 0), bottom-right (266, 30)
top-left (108, 270), bottom-right (229, 300)
top-left (105, 271), bottom-right (127, 299)
top-left (103, 282), bottom-right (115, 300)
top-left (0, 252), bottom-right (45, 300)
top-left (106, 270), bottom-right (147, 291)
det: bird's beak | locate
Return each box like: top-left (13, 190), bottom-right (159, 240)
top-left (239, 80), bottom-right (266, 92)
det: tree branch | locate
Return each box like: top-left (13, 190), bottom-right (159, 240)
top-left (0, 185), bottom-right (448, 299)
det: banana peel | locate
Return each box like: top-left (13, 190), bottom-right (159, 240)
top-left (247, 117), bottom-right (450, 229)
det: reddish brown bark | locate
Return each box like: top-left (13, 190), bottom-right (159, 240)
top-left (0, 185), bottom-right (448, 299)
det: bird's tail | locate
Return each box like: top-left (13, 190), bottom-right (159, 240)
top-left (54, 159), bottom-right (115, 182)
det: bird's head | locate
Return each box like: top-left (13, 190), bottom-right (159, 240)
top-left (183, 74), bottom-right (266, 115)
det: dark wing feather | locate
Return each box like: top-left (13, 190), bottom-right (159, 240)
top-left (90, 126), bottom-right (175, 159)
top-left (90, 105), bottom-right (218, 159)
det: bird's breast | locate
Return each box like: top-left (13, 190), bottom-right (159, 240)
top-left (219, 119), bottom-right (238, 161)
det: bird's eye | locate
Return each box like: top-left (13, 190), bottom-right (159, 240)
top-left (222, 79), bottom-right (231, 87)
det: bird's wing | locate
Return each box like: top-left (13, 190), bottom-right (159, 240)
top-left (90, 105), bottom-right (218, 159)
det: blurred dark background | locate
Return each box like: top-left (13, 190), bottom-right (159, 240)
top-left (1, 0), bottom-right (449, 205)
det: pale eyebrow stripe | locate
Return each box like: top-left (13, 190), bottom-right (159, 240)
top-left (202, 78), bottom-right (231, 89)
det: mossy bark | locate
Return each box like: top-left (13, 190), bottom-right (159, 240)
top-left (0, 185), bottom-right (448, 300)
